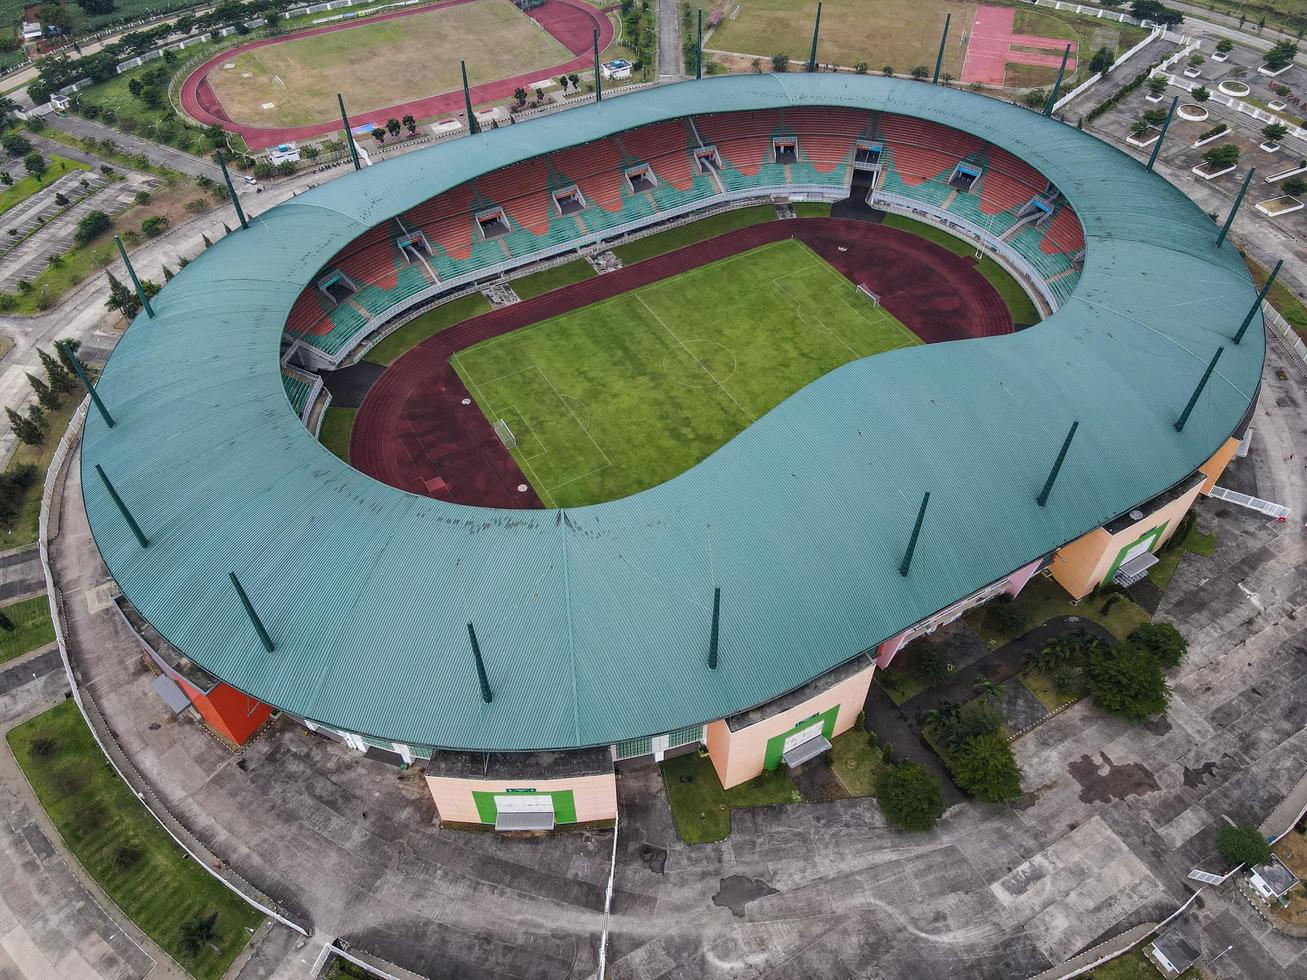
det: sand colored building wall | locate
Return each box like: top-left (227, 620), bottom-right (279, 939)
top-left (426, 771), bottom-right (617, 825)
top-left (1049, 480), bottom-right (1205, 600)
top-left (705, 663), bottom-right (873, 790)
top-left (175, 678), bottom-right (273, 746)
top-left (1199, 436), bottom-right (1241, 494)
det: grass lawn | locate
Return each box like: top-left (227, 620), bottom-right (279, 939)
top-left (1017, 666), bottom-right (1079, 712)
top-left (792, 202), bottom-right (833, 217)
top-left (1, 397), bottom-right (80, 550)
top-left (1148, 520), bottom-right (1217, 590)
top-left (0, 594), bottom-right (55, 665)
top-left (829, 725), bottom-right (881, 797)
top-left (206, 0), bottom-right (570, 127)
top-left (661, 751), bottom-right (803, 844)
top-left (453, 238), bottom-right (920, 507)
top-left (1007, 7), bottom-right (1147, 89)
top-left (364, 293), bottom-right (491, 366)
top-left (875, 650), bottom-right (949, 705)
top-left (512, 259), bottom-right (597, 300)
top-left (8, 701), bottom-right (262, 978)
top-left (1092, 947), bottom-right (1197, 980)
top-left (610, 205), bottom-right (776, 265)
top-left (965, 575), bottom-right (1151, 649)
top-left (0, 154), bottom-right (90, 217)
top-left (319, 407), bottom-right (356, 461)
top-left (881, 213), bottom-right (1042, 325)
top-left (1245, 250), bottom-right (1307, 341)
top-left (702, 0), bottom-right (978, 76)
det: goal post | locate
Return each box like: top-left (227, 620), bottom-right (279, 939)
top-left (856, 283), bottom-right (880, 307)
top-left (494, 418), bottom-right (517, 449)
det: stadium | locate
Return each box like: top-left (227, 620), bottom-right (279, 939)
top-left (79, 73), bottom-right (1261, 832)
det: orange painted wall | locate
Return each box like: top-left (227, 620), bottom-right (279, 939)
top-left (705, 662), bottom-right (874, 790)
top-left (1199, 436), bottom-right (1241, 494)
top-left (176, 678), bottom-right (272, 745)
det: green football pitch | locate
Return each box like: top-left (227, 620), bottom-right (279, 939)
top-left (452, 239), bottom-right (919, 508)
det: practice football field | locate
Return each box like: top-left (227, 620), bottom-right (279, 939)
top-left (204, 0), bottom-right (571, 127)
top-left (451, 239), bottom-right (920, 508)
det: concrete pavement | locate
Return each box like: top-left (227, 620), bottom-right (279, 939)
top-left (656, 0), bottom-right (683, 83)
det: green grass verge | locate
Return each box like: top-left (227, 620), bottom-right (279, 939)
top-left (2, 239), bottom-right (118, 313)
top-left (1092, 947), bottom-right (1197, 980)
top-left (965, 575), bottom-right (1151, 649)
top-left (511, 259), bottom-right (597, 300)
top-left (0, 154), bottom-right (91, 217)
top-left (792, 202), bottom-right (833, 217)
top-left (880, 213), bottom-right (1042, 325)
top-left (661, 751), bottom-right (803, 844)
top-left (1245, 250), bottom-right (1307, 340)
top-left (1, 396), bottom-right (80, 550)
top-left (1017, 667), bottom-right (1079, 713)
top-left (363, 294), bottom-right (492, 366)
top-left (0, 594), bottom-right (55, 665)
top-left (1008, 7), bottom-right (1147, 89)
top-left (610, 205), bottom-right (776, 266)
top-left (453, 238), bottom-right (920, 507)
top-left (875, 658), bottom-right (938, 706)
top-left (1148, 520), bottom-right (1217, 590)
top-left (8, 701), bottom-right (262, 978)
top-left (829, 726), bottom-right (881, 797)
top-left (319, 407), bottom-right (356, 462)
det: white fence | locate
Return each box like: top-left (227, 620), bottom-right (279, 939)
top-left (1032, 0), bottom-right (1142, 26)
top-left (1053, 27), bottom-right (1170, 111)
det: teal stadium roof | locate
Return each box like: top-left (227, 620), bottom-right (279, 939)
top-left (82, 75), bottom-right (1264, 751)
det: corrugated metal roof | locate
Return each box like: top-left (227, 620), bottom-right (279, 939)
top-left (80, 75), bottom-right (1263, 750)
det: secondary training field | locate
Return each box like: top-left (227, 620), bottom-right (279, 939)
top-left (349, 217), bottom-right (1014, 509)
top-left (182, 0), bottom-right (613, 149)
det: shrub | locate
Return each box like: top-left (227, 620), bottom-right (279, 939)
top-left (910, 65), bottom-right (929, 80)
top-left (23, 152), bottom-right (46, 178)
top-left (874, 761), bottom-right (944, 831)
top-left (1128, 622), bottom-right (1187, 668)
top-left (1201, 143), bottom-right (1240, 170)
top-left (1284, 176), bottom-right (1307, 196)
top-left (1216, 39), bottom-right (1233, 54)
top-left (771, 53), bottom-right (790, 72)
top-left (949, 732), bottom-right (1023, 802)
top-left (1215, 825), bottom-right (1271, 868)
top-left (1085, 641), bottom-right (1170, 720)
top-left (1192, 85), bottom-right (1210, 102)
top-left (906, 641), bottom-right (951, 687)
top-left (140, 215), bottom-right (169, 237)
top-left (990, 594), bottom-right (1027, 635)
top-left (1263, 122), bottom-right (1289, 143)
top-left (1, 131), bottom-right (31, 156)
top-left (1023, 88), bottom-right (1047, 107)
top-left (1196, 123), bottom-right (1229, 141)
top-left (854, 62), bottom-right (868, 74)
top-left (882, 65), bottom-right (894, 77)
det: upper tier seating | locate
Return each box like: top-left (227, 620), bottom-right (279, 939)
top-left (693, 110), bottom-right (788, 190)
top-left (281, 366), bottom-right (314, 417)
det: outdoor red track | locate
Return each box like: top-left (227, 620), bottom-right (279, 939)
top-left (180, 0), bottom-right (613, 150)
top-left (349, 217), bottom-right (1014, 509)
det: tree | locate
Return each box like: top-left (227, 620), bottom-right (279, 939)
top-left (0, 172), bottom-right (10, 186)
top-left (1143, 107), bottom-right (1169, 126)
top-left (949, 732), bottom-right (1023, 802)
top-left (6, 407), bottom-right (41, 446)
top-left (178, 911), bottom-right (220, 959)
top-left (771, 53), bottom-right (790, 73)
top-left (882, 65), bottom-right (894, 77)
top-left (1263, 122), bottom-right (1290, 143)
top-left (930, 697), bottom-right (1005, 754)
top-left (23, 153), bottom-right (46, 178)
top-left (1192, 85), bottom-right (1210, 103)
top-left (1085, 641), bottom-right (1170, 721)
top-left (910, 65), bottom-right (930, 80)
top-left (1202, 143), bottom-right (1240, 170)
top-left (386, 117), bottom-right (401, 138)
top-left (75, 210), bottom-right (112, 247)
top-left (1023, 88), bottom-right (1047, 107)
top-left (1089, 46), bottom-right (1115, 75)
top-left (1216, 39), bottom-right (1234, 54)
top-left (38, 347), bottom-right (74, 394)
top-left (1266, 40), bottom-right (1299, 70)
top-left (1284, 176), bottom-right (1307, 196)
top-left (141, 215), bottom-right (168, 237)
top-left (1147, 75), bottom-right (1168, 97)
top-left (1128, 623), bottom-right (1187, 669)
top-left (105, 271), bottom-right (140, 318)
top-left (2, 132), bottom-right (31, 156)
top-left (27, 373), bottom-right (59, 411)
top-left (1188, 53), bottom-right (1204, 69)
top-left (55, 339), bottom-right (81, 376)
top-left (1215, 825), bottom-right (1271, 868)
top-left (128, 77), bottom-right (144, 98)
top-left (1129, 0), bottom-right (1183, 26)
top-left (989, 594), bottom-right (1026, 635)
top-left (854, 62), bottom-right (868, 74)
top-left (303, 146), bottom-right (320, 161)
top-left (371, 127), bottom-right (386, 145)
top-left (906, 642), bottom-right (951, 687)
top-left (402, 114), bottom-right (416, 135)
top-left (513, 87), bottom-right (528, 107)
top-left (874, 761), bottom-right (944, 831)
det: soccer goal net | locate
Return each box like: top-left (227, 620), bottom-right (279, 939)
top-left (856, 284), bottom-right (880, 307)
top-left (494, 419), bottom-right (517, 449)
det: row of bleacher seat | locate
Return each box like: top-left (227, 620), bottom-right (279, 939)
top-left (281, 365), bottom-right (314, 417)
top-left (285, 110), bottom-right (1086, 356)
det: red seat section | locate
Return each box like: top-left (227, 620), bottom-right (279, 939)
top-left (551, 137), bottom-right (627, 212)
top-left (285, 288), bottom-right (329, 339)
top-left (476, 156), bottom-right (554, 235)
top-left (1041, 206), bottom-right (1085, 255)
top-left (784, 107), bottom-right (871, 172)
top-left (879, 114), bottom-right (984, 185)
top-left (618, 120), bottom-right (698, 189)
top-left (400, 183), bottom-right (476, 260)
top-left (980, 147), bottom-right (1047, 215)
top-left (328, 223), bottom-right (398, 291)
top-left (694, 109), bottom-right (783, 175)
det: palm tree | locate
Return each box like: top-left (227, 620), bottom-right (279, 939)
top-left (973, 679), bottom-right (1004, 703)
top-left (178, 911), bottom-right (219, 958)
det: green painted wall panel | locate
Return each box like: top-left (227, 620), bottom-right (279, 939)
top-left (762, 704), bottom-right (839, 771)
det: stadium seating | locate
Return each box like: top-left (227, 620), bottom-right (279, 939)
top-left (692, 110), bottom-right (788, 190)
top-left (281, 366), bottom-right (315, 417)
top-left (1040, 205), bottom-right (1085, 256)
top-left (617, 120), bottom-right (720, 210)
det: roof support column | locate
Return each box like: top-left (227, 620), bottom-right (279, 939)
top-left (899, 491), bottom-right (930, 577)
top-left (1037, 420), bottom-right (1079, 507)
top-left (461, 62), bottom-right (481, 134)
top-left (932, 13), bottom-right (951, 84)
top-left (467, 622), bottom-right (493, 703)
top-left (60, 341), bottom-right (114, 429)
top-left (1044, 44), bottom-right (1072, 116)
top-left (707, 587), bottom-right (720, 670)
top-left (1234, 259), bottom-right (1280, 344)
top-left (214, 150), bottom-right (248, 230)
top-left (230, 573), bottom-right (275, 653)
top-left (696, 8), bottom-right (703, 80)
top-left (94, 464), bottom-right (148, 548)
top-left (593, 30), bottom-right (603, 102)
top-left (1216, 167), bottom-right (1255, 248)
top-left (1174, 347), bottom-right (1224, 433)
top-left (114, 235), bottom-right (153, 319)
top-left (337, 93), bottom-right (361, 172)
top-left (807, 2), bottom-right (822, 73)
top-left (1146, 96), bottom-right (1178, 172)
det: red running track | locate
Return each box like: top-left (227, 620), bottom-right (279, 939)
top-left (349, 217), bottom-right (1014, 509)
top-left (180, 0), bottom-right (613, 150)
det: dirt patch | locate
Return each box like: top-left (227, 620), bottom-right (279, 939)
top-left (712, 875), bottom-right (779, 917)
top-left (1068, 752), bottom-right (1159, 804)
